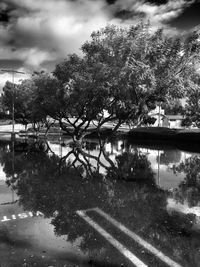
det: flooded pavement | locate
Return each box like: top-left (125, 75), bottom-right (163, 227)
top-left (0, 138), bottom-right (200, 267)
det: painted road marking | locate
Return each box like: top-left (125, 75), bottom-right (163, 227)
top-left (0, 211), bottom-right (44, 223)
top-left (76, 210), bottom-right (147, 267)
top-left (87, 207), bottom-right (183, 267)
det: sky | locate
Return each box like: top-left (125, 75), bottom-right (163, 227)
top-left (0, 0), bottom-right (200, 88)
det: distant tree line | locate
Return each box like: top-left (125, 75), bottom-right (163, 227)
top-left (1, 22), bottom-right (200, 140)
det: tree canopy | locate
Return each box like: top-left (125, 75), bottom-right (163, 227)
top-left (52, 23), bottom-right (200, 138)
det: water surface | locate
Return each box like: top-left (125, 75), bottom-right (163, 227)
top-left (0, 138), bottom-right (200, 267)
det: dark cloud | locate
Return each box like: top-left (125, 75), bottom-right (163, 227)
top-left (110, 0), bottom-right (196, 31)
top-left (106, 0), bottom-right (117, 4)
top-left (145, 0), bottom-right (168, 5)
top-left (0, 11), bottom-right (9, 23)
top-left (0, 59), bottom-right (23, 70)
top-left (169, 1), bottom-right (200, 30)
top-left (0, 2), bottom-right (15, 24)
top-left (114, 9), bottom-right (144, 20)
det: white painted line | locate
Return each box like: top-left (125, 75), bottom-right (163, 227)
top-left (76, 210), bottom-right (147, 267)
top-left (91, 208), bottom-right (182, 267)
top-left (0, 211), bottom-right (44, 223)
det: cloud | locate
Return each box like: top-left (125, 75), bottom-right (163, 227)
top-left (138, 0), bottom-right (195, 23)
top-left (0, 0), bottom-right (110, 68)
top-left (111, 0), bottom-right (196, 27)
top-left (0, 0), bottom-right (197, 70)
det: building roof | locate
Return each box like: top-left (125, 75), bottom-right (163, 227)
top-left (165, 115), bottom-right (184, 120)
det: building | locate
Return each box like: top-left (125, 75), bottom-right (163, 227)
top-left (162, 115), bottom-right (184, 128)
top-left (149, 106), bottom-right (184, 128)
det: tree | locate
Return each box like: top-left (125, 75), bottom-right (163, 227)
top-left (2, 79), bottom-right (43, 131)
top-left (162, 99), bottom-right (184, 115)
top-left (2, 80), bottom-right (35, 129)
top-left (2, 75), bottom-right (56, 135)
top-left (53, 53), bottom-right (122, 140)
top-left (182, 73), bottom-right (200, 128)
top-left (2, 22), bottom-right (200, 142)
top-left (51, 23), bottom-right (200, 141)
top-left (107, 149), bottom-right (155, 182)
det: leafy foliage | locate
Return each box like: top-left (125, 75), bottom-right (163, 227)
top-left (162, 99), bottom-right (184, 115)
top-left (182, 73), bottom-right (200, 128)
top-left (52, 23), bottom-right (200, 134)
top-left (107, 149), bottom-right (155, 182)
top-left (2, 80), bottom-right (36, 126)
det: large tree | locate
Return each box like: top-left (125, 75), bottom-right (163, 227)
top-left (2, 23), bottom-right (200, 141)
top-left (51, 23), bottom-right (200, 140)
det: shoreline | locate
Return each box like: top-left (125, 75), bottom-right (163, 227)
top-left (126, 127), bottom-right (200, 143)
top-left (0, 126), bottom-right (200, 143)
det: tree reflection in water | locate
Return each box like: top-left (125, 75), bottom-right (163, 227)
top-left (159, 150), bottom-right (181, 166)
top-left (172, 155), bottom-right (200, 207)
top-left (1, 139), bottom-right (200, 266)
